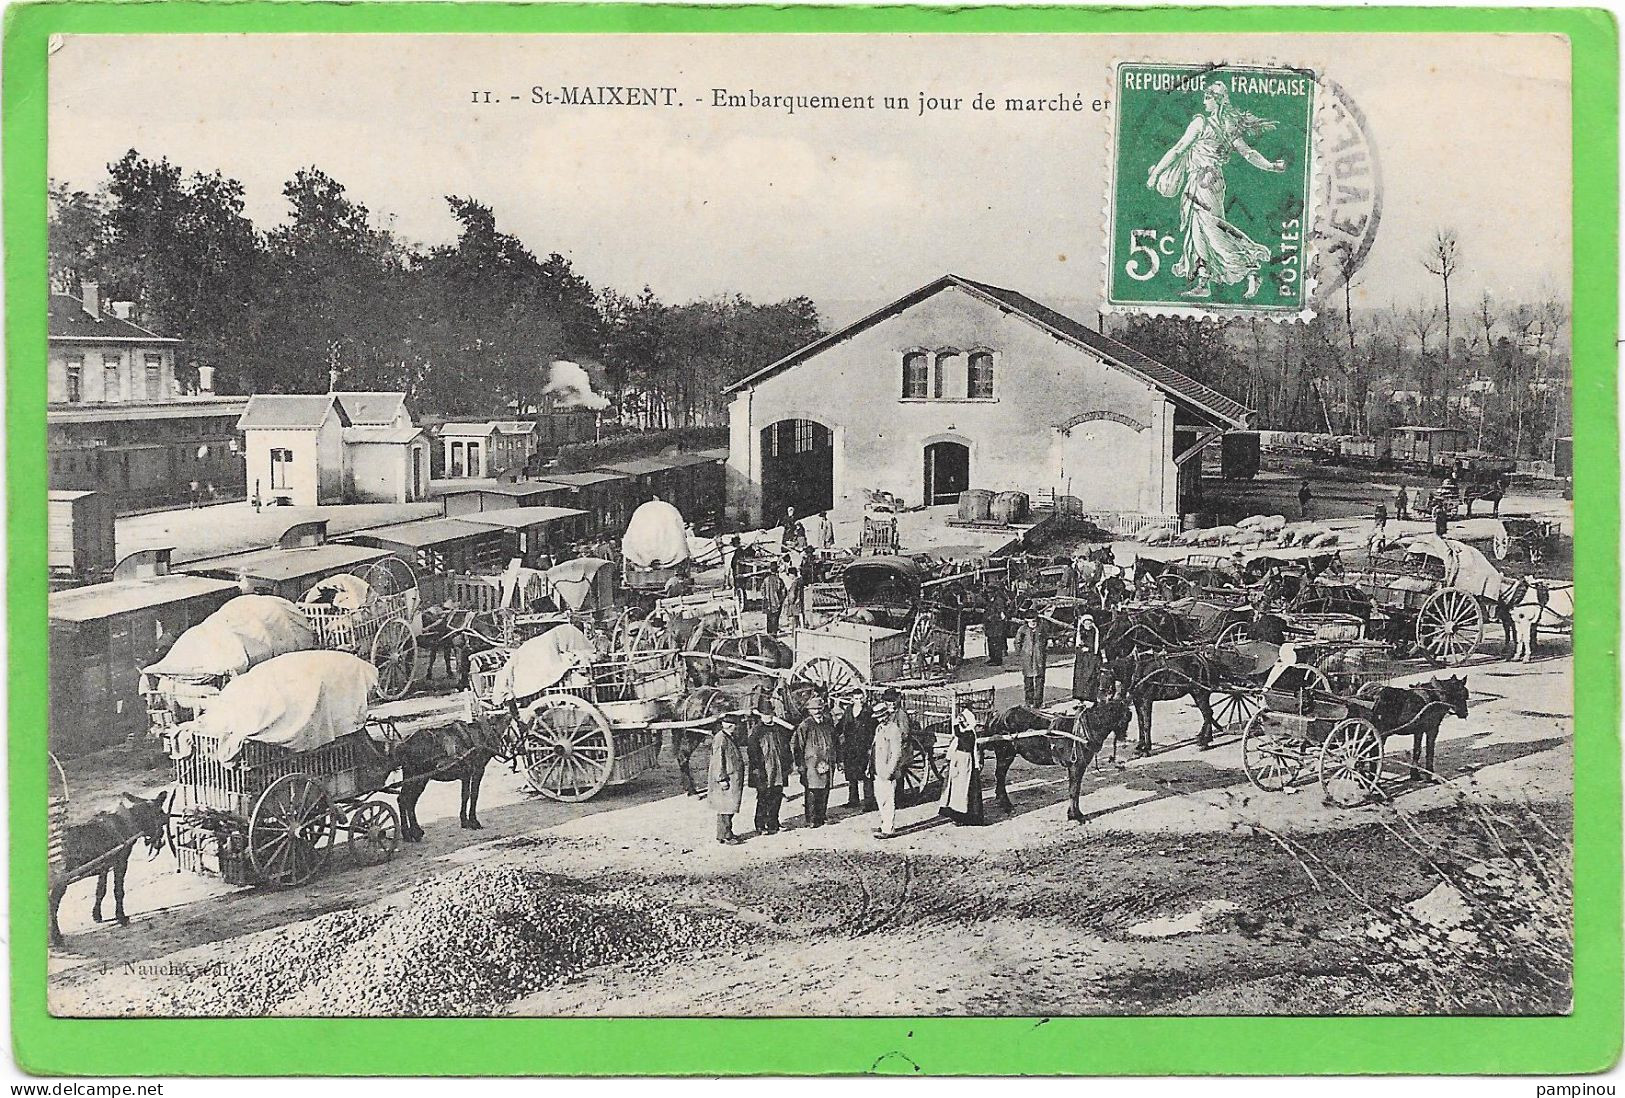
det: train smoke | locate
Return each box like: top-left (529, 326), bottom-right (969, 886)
top-left (543, 360), bottom-right (611, 411)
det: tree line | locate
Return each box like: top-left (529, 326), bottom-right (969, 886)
top-left (1109, 230), bottom-right (1572, 462)
top-left (48, 150), bottom-right (825, 423)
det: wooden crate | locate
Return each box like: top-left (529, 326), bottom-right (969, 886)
top-left (795, 620), bottom-right (908, 682)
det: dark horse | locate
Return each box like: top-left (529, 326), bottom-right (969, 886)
top-left (667, 675), bottom-right (817, 795)
top-left (986, 696), bottom-right (1134, 822)
top-left (1463, 475), bottom-right (1510, 517)
top-left (1112, 649), bottom-right (1227, 755)
top-left (50, 790), bottom-right (170, 948)
top-left (1363, 674), bottom-right (1471, 780)
top-left (382, 715), bottom-right (506, 842)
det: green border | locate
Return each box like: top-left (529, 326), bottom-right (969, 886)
top-left (6, 3), bottom-right (1618, 1077)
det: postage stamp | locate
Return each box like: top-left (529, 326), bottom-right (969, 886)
top-left (1106, 62), bottom-right (1318, 318)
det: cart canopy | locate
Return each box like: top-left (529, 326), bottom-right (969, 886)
top-left (842, 555), bottom-right (923, 606)
top-left (545, 557), bottom-right (610, 611)
top-left (301, 573), bottom-right (371, 610)
top-left (199, 650), bottom-right (377, 763)
top-left (622, 500), bottom-right (691, 569)
top-left (143, 595), bottom-right (316, 679)
top-left (491, 624), bottom-right (598, 706)
top-left (1400, 534), bottom-right (1503, 599)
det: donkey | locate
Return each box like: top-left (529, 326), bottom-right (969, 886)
top-left (49, 790), bottom-right (170, 948)
top-left (386, 715), bottom-right (506, 842)
top-left (987, 692), bottom-right (1133, 822)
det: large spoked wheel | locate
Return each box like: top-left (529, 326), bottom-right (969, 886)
top-left (1240, 711), bottom-right (1305, 792)
top-left (790, 655), bottom-right (868, 712)
top-left (370, 617), bottom-right (419, 701)
top-left (1213, 684), bottom-right (1263, 733)
top-left (1415, 589), bottom-right (1483, 665)
top-left (355, 557), bottom-right (417, 600)
top-left (1318, 717), bottom-right (1385, 807)
top-left (347, 800), bottom-right (401, 867)
top-left (248, 774), bottom-right (338, 887)
top-left (898, 730), bottom-right (944, 803)
top-left (522, 695), bottom-right (616, 802)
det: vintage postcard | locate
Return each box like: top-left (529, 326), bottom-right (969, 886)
top-left (10, 7), bottom-right (1616, 1078)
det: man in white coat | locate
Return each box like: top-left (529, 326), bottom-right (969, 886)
top-left (871, 689), bottom-right (907, 839)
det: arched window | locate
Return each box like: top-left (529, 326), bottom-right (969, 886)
top-left (933, 352), bottom-right (961, 399)
top-left (968, 351), bottom-right (995, 399)
top-left (902, 352), bottom-right (929, 398)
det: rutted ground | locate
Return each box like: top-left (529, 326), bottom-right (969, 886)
top-left (49, 651), bottom-right (1572, 1019)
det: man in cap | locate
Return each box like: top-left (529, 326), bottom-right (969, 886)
top-left (791, 693), bottom-right (838, 827)
top-left (708, 714), bottom-right (748, 845)
top-left (839, 694), bottom-right (878, 816)
top-left (870, 689), bottom-right (909, 839)
top-left (1014, 610), bottom-right (1050, 707)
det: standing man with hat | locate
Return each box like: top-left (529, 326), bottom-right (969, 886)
top-left (791, 694), bottom-right (838, 827)
top-left (871, 689), bottom-right (908, 839)
top-left (708, 714), bottom-right (748, 845)
top-left (747, 708), bottom-right (792, 836)
top-left (1014, 610), bottom-right (1050, 707)
top-left (840, 695), bottom-right (878, 816)
top-left (761, 566), bottom-right (787, 636)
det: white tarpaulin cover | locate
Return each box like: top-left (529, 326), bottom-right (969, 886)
top-left (1401, 534), bottom-right (1503, 599)
top-left (200, 650), bottom-right (377, 763)
top-left (144, 595), bottom-right (316, 679)
top-left (302, 573), bottom-right (371, 610)
top-left (545, 558), bottom-right (610, 611)
top-left (621, 500), bottom-right (691, 568)
top-left (491, 625), bottom-right (597, 706)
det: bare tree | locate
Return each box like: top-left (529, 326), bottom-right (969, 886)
top-left (1423, 229), bottom-right (1460, 414)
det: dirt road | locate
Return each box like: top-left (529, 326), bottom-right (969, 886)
top-left (48, 643), bottom-right (1572, 1018)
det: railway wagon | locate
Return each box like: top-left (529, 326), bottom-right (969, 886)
top-left (1388, 426), bottom-right (1470, 471)
top-left (178, 520), bottom-right (394, 602)
top-left (49, 548), bottom-right (239, 754)
top-left (48, 489), bottom-right (117, 586)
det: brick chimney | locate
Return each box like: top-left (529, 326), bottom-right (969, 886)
top-left (111, 301), bottom-right (134, 320)
top-left (198, 365), bottom-right (216, 394)
top-left (80, 280), bottom-right (100, 319)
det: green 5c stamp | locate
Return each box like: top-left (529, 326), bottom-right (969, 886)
top-left (1107, 62), bottom-right (1317, 318)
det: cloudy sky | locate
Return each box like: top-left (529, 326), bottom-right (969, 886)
top-left (50, 33), bottom-right (1571, 327)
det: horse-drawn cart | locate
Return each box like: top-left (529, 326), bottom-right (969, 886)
top-left (167, 650), bottom-right (403, 886)
top-left (470, 625), bottom-right (681, 802)
top-left (1239, 677), bottom-right (1391, 807)
top-left (793, 556), bottom-right (964, 689)
top-left (1354, 535), bottom-right (1506, 665)
top-left (299, 559), bottom-right (422, 700)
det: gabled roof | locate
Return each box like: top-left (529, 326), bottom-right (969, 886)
top-left (494, 421), bottom-right (538, 435)
top-left (722, 274), bottom-right (1251, 429)
top-left (439, 421), bottom-right (498, 437)
top-left (334, 391), bottom-right (407, 426)
top-left (48, 293), bottom-right (181, 343)
top-left (346, 517), bottom-right (497, 548)
top-left (237, 394), bottom-right (349, 431)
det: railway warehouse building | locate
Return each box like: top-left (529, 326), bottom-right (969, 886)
top-left (723, 274), bottom-right (1251, 532)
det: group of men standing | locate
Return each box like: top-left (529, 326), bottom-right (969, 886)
top-left (706, 688), bottom-right (917, 844)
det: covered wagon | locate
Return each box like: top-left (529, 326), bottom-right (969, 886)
top-left (168, 651), bottom-right (401, 886)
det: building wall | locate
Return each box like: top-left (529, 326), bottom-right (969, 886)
top-left (348, 443), bottom-right (408, 503)
top-left (728, 285), bottom-right (1175, 525)
top-left (49, 341), bottom-right (176, 405)
top-left (317, 417), bottom-right (345, 504)
top-left (244, 427), bottom-right (322, 507)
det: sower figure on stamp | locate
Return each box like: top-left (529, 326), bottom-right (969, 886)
top-left (1146, 81), bottom-right (1287, 300)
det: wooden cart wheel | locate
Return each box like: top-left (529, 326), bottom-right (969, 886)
top-left (370, 617), bottom-right (419, 701)
top-left (1415, 588), bottom-right (1483, 665)
top-left (790, 655), bottom-right (868, 711)
top-left (347, 800), bottom-right (401, 866)
top-left (355, 557), bottom-right (417, 599)
top-left (1214, 620), bottom-right (1250, 660)
top-left (1318, 717), bottom-right (1385, 807)
top-left (521, 695), bottom-right (616, 802)
top-left (1240, 711), bottom-right (1304, 791)
top-left (1214, 684), bottom-right (1263, 733)
top-left (248, 774), bottom-right (338, 887)
top-left (898, 728), bottom-right (944, 803)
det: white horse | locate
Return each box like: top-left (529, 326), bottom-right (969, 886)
top-left (1505, 579), bottom-right (1575, 662)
